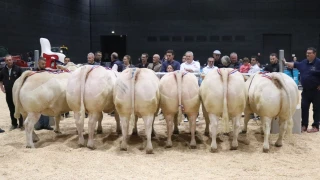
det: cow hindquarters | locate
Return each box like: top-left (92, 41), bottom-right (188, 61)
top-left (261, 116), bottom-right (272, 153)
top-left (143, 115), bottom-right (154, 154)
top-left (25, 113), bottom-right (41, 148)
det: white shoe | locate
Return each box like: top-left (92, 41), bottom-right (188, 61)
top-left (196, 118), bottom-right (199, 122)
top-left (184, 118), bottom-right (188, 122)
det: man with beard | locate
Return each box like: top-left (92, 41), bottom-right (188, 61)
top-left (264, 53), bottom-right (280, 72)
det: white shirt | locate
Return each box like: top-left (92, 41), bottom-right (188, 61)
top-left (202, 65), bottom-right (218, 74)
top-left (248, 64), bottom-right (260, 74)
top-left (180, 60), bottom-right (200, 73)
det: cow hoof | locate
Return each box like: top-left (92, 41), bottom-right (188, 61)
top-left (190, 145), bottom-right (197, 149)
top-left (241, 130), bottom-right (247, 134)
top-left (54, 130), bottom-right (62, 134)
top-left (151, 132), bottom-right (156, 137)
top-left (78, 144), bottom-right (85, 148)
top-left (33, 139), bottom-right (39, 143)
top-left (166, 145), bottom-right (172, 148)
top-left (210, 148), bottom-right (218, 153)
top-left (275, 143), bottom-right (282, 147)
top-left (230, 146), bottom-right (238, 150)
top-left (263, 148), bottom-right (269, 153)
top-left (132, 131), bottom-right (138, 136)
top-left (243, 139), bottom-right (250, 145)
top-left (26, 145), bottom-right (33, 149)
top-left (87, 146), bottom-right (96, 150)
top-left (204, 131), bottom-right (209, 136)
top-left (173, 130), bottom-right (179, 135)
top-left (146, 149), bottom-right (153, 154)
top-left (97, 130), bottom-right (103, 134)
top-left (116, 130), bottom-right (122, 135)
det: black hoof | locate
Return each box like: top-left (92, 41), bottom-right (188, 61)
top-left (132, 131), bottom-right (138, 136)
top-left (54, 130), bottom-right (62, 134)
top-left (97, 130), bottom-right (103, 134)
top-left (230, 146), bottom-right (238, 150)
top-left (117, 130), bottom-right (122, 135)
top-left (151, 132), bottom-right (156, 137)
top-left (275, 143), bottom-right (282, 147)
top-left (241, 130), bottom-right (247, 134)
top-left (204, 131), bottom-right (209, 136)
top-left (173, 130), bottom-right (179, 135)
top-left (26, 146), bottom-right (32, 149)
top-left (87, 146), bottom-right (96, 150)
top-left (33, 139), bottom-right (39, 143)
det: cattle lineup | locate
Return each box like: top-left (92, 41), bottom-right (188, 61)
top-left (11, 62), bottom-right (299, 154)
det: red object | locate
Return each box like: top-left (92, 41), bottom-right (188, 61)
top-left (12, 55), bottom-right (28, 67)
top-left (43, 53), bottom-right (59, 69)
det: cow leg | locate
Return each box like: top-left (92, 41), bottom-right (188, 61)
top-left (202, 104), bottom-right (210, 136)
top-left (164, 114), bottom-right (174, 148)
top-left (132, 115), bottom-right (139, 135)
top-left (96, 113), bottom-right (103, 134)
top-left (231, 115), bottom-right (241, 150)
top-left (275, 119), bottom-right (288, 147)
top-left (151, 113), bottom-right (156, 137)
top-left (21, 113), bottom-right (39, 142)
top-left (54, 115), bottom-right (62, 134)
top-left (115, 110), bottom-right (122, 135)
top-left (173, 113), bottom-right (179, 134)
top-left (120, 115), bottom-right (130, 151)
top-left (74, 112), bottom-right (85, 147)
top-left (188, 113), bottom-right (197, 149)
top-left (242, 110), bottom-right (251, 134)
top-left (262, 116), bottom-right (272, 153)
top-left (25, 113), bottom-right (41, 148)
top-left (87, 112), bottom-right (101, 150)
top-left (143, 115), bottom-right (154, 154)
top-left (209, 113), bottom-right (219, 152)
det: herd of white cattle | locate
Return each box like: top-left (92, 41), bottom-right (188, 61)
top-left (11, 62), bottom-right (299, 154)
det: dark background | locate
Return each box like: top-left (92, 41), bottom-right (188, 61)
top-left (1, 0), bottom-right (320, 65)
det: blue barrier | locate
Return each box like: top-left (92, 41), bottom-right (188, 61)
top-left (284, 69), bottom-right (299, 85)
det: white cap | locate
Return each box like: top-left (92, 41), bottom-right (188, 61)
top-left (213, 50), bottom-right (221, 54)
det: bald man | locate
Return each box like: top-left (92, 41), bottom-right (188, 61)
top-left (147, 54), bottom-right (162, 72)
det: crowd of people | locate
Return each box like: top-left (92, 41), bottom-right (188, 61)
top-left (0, 47), bottom-right (319, 133)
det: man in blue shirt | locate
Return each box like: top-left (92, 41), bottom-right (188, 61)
top-left (160, 50), bottom-right (180, 72)
top-left (284, 47), bottom-right (320, 133)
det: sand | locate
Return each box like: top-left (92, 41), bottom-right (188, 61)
top-left (0, 91), bottom-right (320, 180)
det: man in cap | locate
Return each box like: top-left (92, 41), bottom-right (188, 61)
top-left (213, 50), bottom-right (223, 68)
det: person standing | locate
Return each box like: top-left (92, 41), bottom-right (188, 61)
top-left (0, 54), bottom-right (23, 130)
top-left (264, 53), bottom-right (280, 72)
top-left (284, 47), bottom-right (320, 133)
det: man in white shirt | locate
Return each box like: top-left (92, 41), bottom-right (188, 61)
top-left (248, 56), bottom-right (261, 74)
top-left (203, 57), bottom-right (218, 74)
top-left (180, 51), bottom-right (200, 73)
top-left (180, 51), bottom-right (200, 122)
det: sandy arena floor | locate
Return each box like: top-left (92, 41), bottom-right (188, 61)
top-left (0, 91), bottom-right (320, 180)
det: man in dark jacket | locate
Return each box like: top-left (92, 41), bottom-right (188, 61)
top-left (264, 53), bottom-right (280, 72)
top-left (0, 54), bottom-right (23, 130)
top-left (109, 52), bottom-right (123, 72)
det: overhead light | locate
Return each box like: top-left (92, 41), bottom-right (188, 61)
top-left (111, 31), bottom-right (115, 34)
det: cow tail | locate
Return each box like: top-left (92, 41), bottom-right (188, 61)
top-left (271, 72), bottom-right (292, 137)
top-left (14, 71), bottom-right (34, 119)
top-left (221, 68), bottom-right (230, 133)
top-left (175, 71), bottom-right (183, 124)
top-left (80, 66), bottom-right (93, 124)
top-left (130, 68), bottom-right (140, 123)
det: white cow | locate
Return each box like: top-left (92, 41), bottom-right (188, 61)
top-left (159, 71), bottom-right (200, 148)
top-left (200, 68), bottom-right (247, 152)
top-left (66, 65), bottom-right (120, 149)
top-left (243, 72), bottom-right (299, 152)
top-left (114, 68), bottom-right (160, 154)
top-left (13, 67), bottom-right (77, 148)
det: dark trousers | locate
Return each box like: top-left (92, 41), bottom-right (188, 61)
top-left (5, 89), bottom-right (23, 127)
top-left (301, 89), bottom-right (320, 129)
